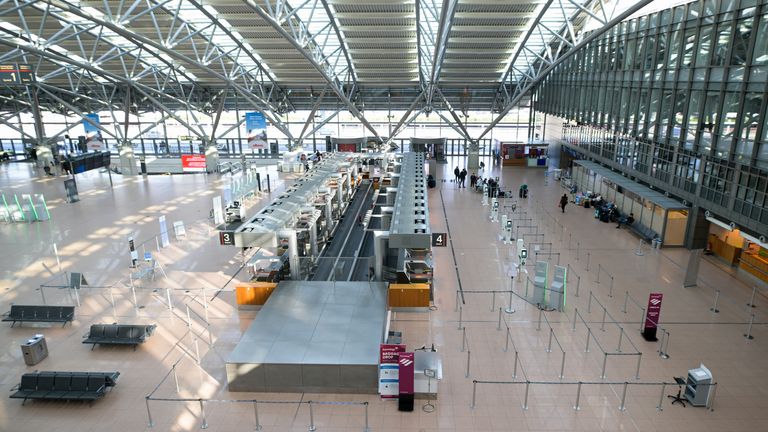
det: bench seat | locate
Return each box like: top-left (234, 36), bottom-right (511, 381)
top-left (2, 305), bottom-right (75, 327)
top-left (9, 371), bottom-right (119, 404)
top-left (82, 324), bottom-right (157, 350)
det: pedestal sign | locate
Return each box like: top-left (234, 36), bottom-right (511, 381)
top-left (642, 292), bottom-right (663, 341)
top-left (379, 344), bottom-right (405, 399)
top-left (158, 215), bottom-right (170, 248)
top-left (398, 352), bottom-right (415, 412)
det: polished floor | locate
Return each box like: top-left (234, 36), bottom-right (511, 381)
top-left (0, 155), bottom-right (766, 432)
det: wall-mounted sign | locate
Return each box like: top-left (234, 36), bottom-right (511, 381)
top-left (431, 233), bottom-right (447, 247)
top-left (181, 155), bottom-right (206, 172)
top-left (219, 231), bottom-right (235, 246)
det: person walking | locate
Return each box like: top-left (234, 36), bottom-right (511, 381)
top-left (470, 172), bottom-right (477, 189)
top-left (453, 166), bottom-right (460, 184)
top-left (559, 194), bottom-right (569, 213)
top-left (459, 168), bottom-right (467, 188)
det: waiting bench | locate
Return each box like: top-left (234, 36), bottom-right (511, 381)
top-left (10, 371), bottom-right (120, 405)
top-left (2, 305), bottom-right (75, 327)
top-left (82, 324), bottom-right (157, 350)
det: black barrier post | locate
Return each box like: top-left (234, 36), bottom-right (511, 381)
top-left (256, 172), bottom-right (262, 191)
top-left (266, 174), bottom-right (271, 192)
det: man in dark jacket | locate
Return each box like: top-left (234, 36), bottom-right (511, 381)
top-left (559, 194), bottom-right (569, 213)
top-left (459, 168), bottom-right (467, 188)
top-left (454, 166), bottom-right (460, 184)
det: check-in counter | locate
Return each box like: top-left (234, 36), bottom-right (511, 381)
top-left (709, 234), bottom-right (742, 266)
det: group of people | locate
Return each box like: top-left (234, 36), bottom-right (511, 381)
top-left (42, 154), bottom-right (73, 177)
top-left (453, 166), bottom-right (468, 188)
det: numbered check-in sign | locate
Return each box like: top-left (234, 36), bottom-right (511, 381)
top-left (219, 231), bottom-right (235, 246)
top-left (431, 232), bottom-right (447, 247)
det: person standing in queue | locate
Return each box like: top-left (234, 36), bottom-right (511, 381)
top-left (559, 194), bottom-right (569, 213)
top-left (454, 166), bottom-right (460, 184)
top-left (459, 168), bottom-right (467, 188)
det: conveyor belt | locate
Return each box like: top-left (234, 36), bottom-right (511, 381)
top-left (311, 182), bottom-right (375, 281)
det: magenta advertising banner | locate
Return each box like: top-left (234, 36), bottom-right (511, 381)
top-left (398, 352), bottom-right (415, 395)
top-left (642, 292), bottom-right (663, 341)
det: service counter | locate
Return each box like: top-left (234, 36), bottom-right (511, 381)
top-left (740, 252), bottom-right (768, 283)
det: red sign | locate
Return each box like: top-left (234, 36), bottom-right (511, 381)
top-left (182, 155), bottom-right (206, 172)
top-left (398, 352), bottom-right (415, 395)
top-left (337, 143), bottom-right (357, 152)
top-left (379, 344), bottom-right (405, 399)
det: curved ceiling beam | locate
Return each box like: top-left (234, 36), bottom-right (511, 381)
top-left (44, 0), bottom-right (294, 139)
top-left (246, 0), bottom-right (380, 141)
top-left (0, 36), bottom-right (208, 137)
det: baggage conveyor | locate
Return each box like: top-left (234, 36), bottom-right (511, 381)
top-left (311, 180), bottom-right (376, 281)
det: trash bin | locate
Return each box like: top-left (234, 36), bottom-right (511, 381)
top-left (21, 334), bottom-right (48, 366)
top-left (652, 238), bottom-right (662, 249)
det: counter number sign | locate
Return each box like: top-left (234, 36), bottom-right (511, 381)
top-left (219, 231), bottom-right (235, 245)
top-left (431, 232), bottom-right (447, 247)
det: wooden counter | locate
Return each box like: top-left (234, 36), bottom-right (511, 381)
top-left (388, 283), bottom-right (430, 308)
top-left (740, 252), bottom-right (768, 283)
top-left (708, 234), bottom-right (742, 266)
top-left (235, 282), bottom-right (278, 308)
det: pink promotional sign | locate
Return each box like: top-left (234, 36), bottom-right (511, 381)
top-left (643, 293), bottom-right (663, 340)
top-left (379, 344), bottom-right (405, 364)
top-left (398, 352), bottom-right (415, 395)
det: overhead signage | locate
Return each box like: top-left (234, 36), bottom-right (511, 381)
top-left (219, 231), bottom-right (235, 246)
top-left (181, 154), bottom-right (206, 172)
top-left (642, 292), bottom-right (663, 341)
top-left (431, 233), bottom-right (447, 247)
top-left (245, 111), bottom-right (268, 149)
top-left (83, 114), bottom-right (103, 150)
top-left (0, 63), bottom-right (34, 85)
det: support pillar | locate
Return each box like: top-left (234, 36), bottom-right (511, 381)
top-left (309, 223), bottom-right (318, 258)
top-left (373, 233), bottom-right (387, 280)
top-left (684, 205), bottom-right (709, 250)
top-left (203, 138), bottom-right (220, 173)
top-left (281, 230), bottom-right (301, 280)
top-left (120, 144), bottom-right (138, 175)
top-left (325, 199), bottom-right (333, 235)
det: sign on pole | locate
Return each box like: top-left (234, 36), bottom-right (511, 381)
top-left (431, 233), bottom-right (447, 247)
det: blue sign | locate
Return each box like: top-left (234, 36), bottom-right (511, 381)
top-left (82, 113), bottom-right (103, 150)
top-left (245, 112), bottom-right (268, 149)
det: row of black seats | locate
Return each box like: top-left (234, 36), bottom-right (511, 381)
top-left (83, 324), bottom-right (157, 350)
top-left (10, 371), bottom-right (120, 404)
top-left (2, 305), bottom-right (75, 327)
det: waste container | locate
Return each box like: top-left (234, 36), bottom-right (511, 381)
top-left (652, 238), bottom-right (662, 249)
top-left (21, 334), bottom-right (48, 366)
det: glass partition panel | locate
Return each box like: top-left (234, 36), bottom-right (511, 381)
top-left (640, 200), bottom-right (654, 231)
top-left (664, 210), bottom-right (689, 246)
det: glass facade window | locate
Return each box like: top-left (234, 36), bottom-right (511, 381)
top-left (538, 0), bottom-right (768, 234)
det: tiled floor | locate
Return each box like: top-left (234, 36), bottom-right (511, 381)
top-left (0, 156), bottom-right (766, 432)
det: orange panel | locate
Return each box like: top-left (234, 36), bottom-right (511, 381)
top-left (236, 282), bottom-right (278, 306)
top-left (388, 284), bottom-right (430, 307)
